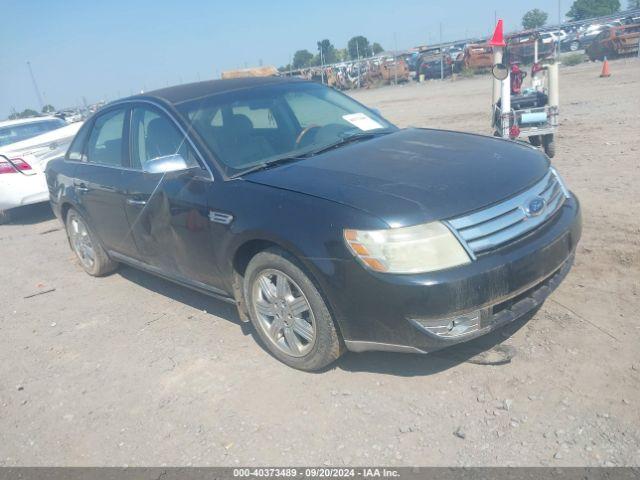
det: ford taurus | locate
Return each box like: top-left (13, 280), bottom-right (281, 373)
top-left (45, 77), bottom-right (582, 370)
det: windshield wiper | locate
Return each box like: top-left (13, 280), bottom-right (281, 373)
top-left (231, 155), bottom-right (305, 178)
top-left (302, 129), bottom-right (393, 157)
top-left (233, 129), bottom-right (393, 178)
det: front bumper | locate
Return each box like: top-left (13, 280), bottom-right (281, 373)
top-left (321, 195), bottom-right (582, 354)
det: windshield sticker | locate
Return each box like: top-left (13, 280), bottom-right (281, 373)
top-left (342, 113), bottom-right (384, 131)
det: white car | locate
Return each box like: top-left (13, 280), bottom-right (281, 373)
top-left (539, 32), bottom-right (559, 44)
top-left (0, 117), bottom-right (83, 216)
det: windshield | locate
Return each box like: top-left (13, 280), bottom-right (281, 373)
top-left (176, 81), bottom-right (396, 176)
top-left (0, 119), bottom-right (65, 148)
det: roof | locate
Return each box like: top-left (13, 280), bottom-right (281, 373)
top-left (0, 116), bottom-right (60, 128)
top-left (140, 76), bottom-right (299, 105)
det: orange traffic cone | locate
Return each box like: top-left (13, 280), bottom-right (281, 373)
top-left (600, 57), bottom-right (611, 77)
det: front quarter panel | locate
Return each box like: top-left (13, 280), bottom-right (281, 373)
top-left (209, 179), bottom-right (386, 330)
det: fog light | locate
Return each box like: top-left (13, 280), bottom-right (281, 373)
top-left (409, 308), bottom-right (490, 339)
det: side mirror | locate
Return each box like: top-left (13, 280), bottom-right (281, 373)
top-left (144, 154), bottom-right (189, 174)
top-left (492, 63), bottom-right (509, 81)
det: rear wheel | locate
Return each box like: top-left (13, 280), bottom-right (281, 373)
top-left (542, 134), bottom-right (556, 158)
top-left (65, 208), bottom-right (117, 276)
top-left (244, 248), bottom-right (343, 371)
top-left (529, 135), bottom-right (542, 147)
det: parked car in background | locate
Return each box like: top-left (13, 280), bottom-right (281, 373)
top-left (0, 119), bottom-right (83, 219)
top-left (0, 117), bottom-right (66, 148)
top-left (46, 77), bottom-right (581, 370)
top-left (506, 31), bottom-right (555, 63)
top-left (461, 43), bottom-right (494, 71)
top-left (418, 54), bottom-right (452, 79)
top-left (539, 31), bottom-right (559, 44)
top-left (586, 23), bottom-right (640, 60)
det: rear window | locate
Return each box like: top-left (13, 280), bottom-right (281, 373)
top-left (0, 119), bottom-right (65, 147)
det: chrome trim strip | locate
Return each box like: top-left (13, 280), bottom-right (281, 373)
top-left (442, 221), bottom-right (477, 261)
top-left (449, 171), bottom-right (552, 230)
top-left (449, 169), bottom-right (567, 254)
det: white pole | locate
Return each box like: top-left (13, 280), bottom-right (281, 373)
top-left (534, 39), bottom-right (539, 63)
top-left (548, 62), bottom-right (559, 108)
top-left (492, 48), bottom-right (503, 106)
top-left (500, 48), bottom-right (511, 138)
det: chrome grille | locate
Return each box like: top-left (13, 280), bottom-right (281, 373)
top-left (447, 168), bottom-right (570, 255)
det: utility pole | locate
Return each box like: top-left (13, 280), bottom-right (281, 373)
top-left (26, 61), bottom-right (44, 111)
top-left (394, 32), bottom-right (398, 85)
top-left (440, 23), bottom-right (444, 80)
top-left (356, 40), bottom-right (361, 88)
top-left (558, 0), bottom-right (562, 26)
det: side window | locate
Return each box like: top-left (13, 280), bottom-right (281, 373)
top-left (67, 123), bottom-right (92, 161)
top-left (130, 106), bottom-right (199, 171)
top-left (85, 109), bottom-right (126, 167)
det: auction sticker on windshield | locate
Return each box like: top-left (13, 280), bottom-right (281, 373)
top-left (342, 113), bottom-right (384, 131)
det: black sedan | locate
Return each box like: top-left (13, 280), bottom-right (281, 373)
top-left (46, 77), bottom-right (582, 370)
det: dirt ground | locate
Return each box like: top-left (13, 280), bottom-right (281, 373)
top-left (1, 58), bottom-right (639, 467)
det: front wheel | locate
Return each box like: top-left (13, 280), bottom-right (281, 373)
top-left (65, 208), bottom-right (118, 276)
top-left (244, 248), bottom-right (343, 371)
top-left (570, 41), bottom-right (580, 52)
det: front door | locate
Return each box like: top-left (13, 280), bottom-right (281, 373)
top-left (74, 106), bottom-right (138, 258)
top-left (123, 104), bottom-right (225, 290)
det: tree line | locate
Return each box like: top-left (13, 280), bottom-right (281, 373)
top-left (281, 36), bottom-right (385, 71)
top-left (8, 105), bottom-right (55, 120)
top-left (522, 0), bottom-right (636, 29)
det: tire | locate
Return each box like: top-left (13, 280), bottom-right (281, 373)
top-left (529, 135), bottom-right (542, 147)
top-left (65, 208), bottom-right (117, 276)
top-left (570, 41), bottom-right (580, 52)
top-left (244, 247), bottom-right (343, 371)
top-left (542, 134), bottom-right (556, 158)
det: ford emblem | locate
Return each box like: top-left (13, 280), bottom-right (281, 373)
top-left (524, 197), bottom-right (546, 217)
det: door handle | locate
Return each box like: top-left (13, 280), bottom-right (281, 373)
top-left (126, 198), bottom-right (147, 207)
top-left (75, 183), bottom-right (89, 193)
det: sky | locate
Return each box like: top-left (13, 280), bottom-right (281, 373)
top-left (2, 0), bottom-right (571, 118)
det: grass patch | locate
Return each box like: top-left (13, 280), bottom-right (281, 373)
top-left (563, 53), bottom-right (587, 66)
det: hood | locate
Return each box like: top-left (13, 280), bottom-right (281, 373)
top-left (245, 128), bottom-right (550, 227)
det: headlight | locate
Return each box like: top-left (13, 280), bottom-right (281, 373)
top-left (344, 222), bottom-right (471, 274)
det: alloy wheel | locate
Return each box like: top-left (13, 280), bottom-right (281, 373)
top-left (251, 269), bottom-right (316, 357)
top-left (69, 215), bottom-right (96, 269)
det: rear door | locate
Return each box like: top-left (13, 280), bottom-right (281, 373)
top-left (73, 106), bottom-right (138, 257)
top-left (123, 103), bottom-right (224, 289)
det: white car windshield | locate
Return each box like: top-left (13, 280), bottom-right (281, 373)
top-left (0, 119), bottom-right (65, 147)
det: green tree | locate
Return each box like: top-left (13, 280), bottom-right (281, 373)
top-left (316, 39), bottom-right (337, 65)
top-left (347, 36), bottom-right (371, 59)
top-left (335, 48), bottom-right (349, 62)
top-left (42, 104), bottom-right (55, 114)
top-left (567, 0), bottom-right (620, 20)
top-left (292, 49), bottom-right (314, 69)
top-left (522, 9), bottom-right (549, 29)
top-left (372, 42), bottom-right (384, 55)
top-left (8, 108), bottom-right (40, 120)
